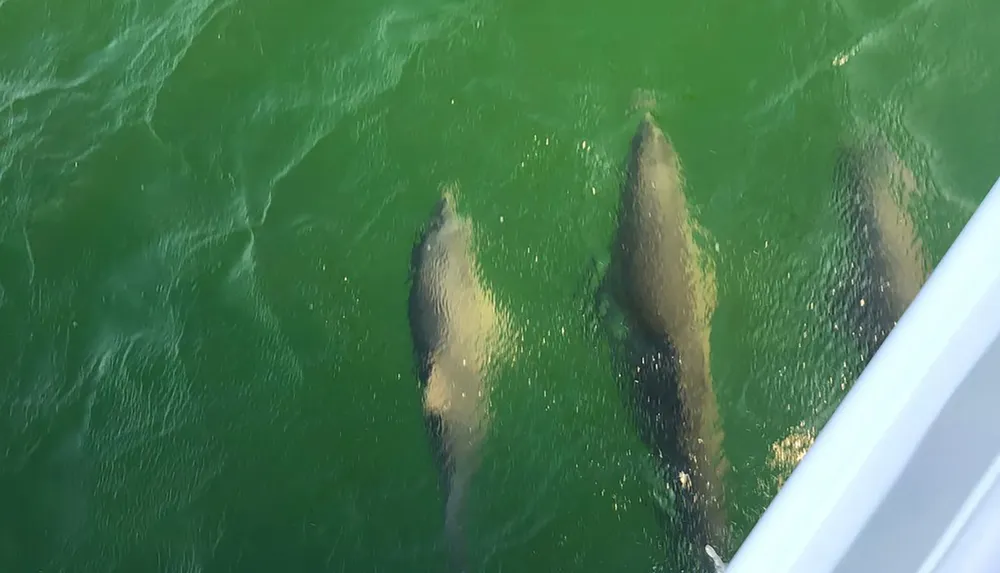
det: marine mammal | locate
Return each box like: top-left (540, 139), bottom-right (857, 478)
top-left (833, 134), bottom-right (928, 363)
top-left (603, 113), bottom-right (728, 570)
top-left (408, 190), bottom-right (503, 573)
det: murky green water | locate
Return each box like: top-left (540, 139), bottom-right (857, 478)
top-left (1, 0), bottom-right (998, 571)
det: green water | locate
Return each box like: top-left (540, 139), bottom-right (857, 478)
top-left (1, 0), bottom-right (998, 570)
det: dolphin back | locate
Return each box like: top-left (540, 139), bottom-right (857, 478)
top-left (608, 114), bottom-right (729, 569)
top-left (833, 135), bottom-right (927, 361)
top-left (407, 190), bottom-right (501, 573)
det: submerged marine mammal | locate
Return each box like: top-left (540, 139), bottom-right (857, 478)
top-left (408, 190), bottom-right (504, 572)
top-left (833, 134), bottom-right (928, 363)
top-left (603, 113), bottom-right (728, 570)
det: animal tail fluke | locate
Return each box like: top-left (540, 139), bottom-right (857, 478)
top-left (444, 472), bottom-right (472, 573)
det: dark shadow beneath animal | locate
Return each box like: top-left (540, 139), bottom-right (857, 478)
top-left (612, 315), bottom-right (725, 573)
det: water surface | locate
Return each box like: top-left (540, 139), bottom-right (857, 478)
top-left (1, 0), bottom-right (998, 570)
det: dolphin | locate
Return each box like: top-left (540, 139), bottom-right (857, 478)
top-left (832, 134), bottom-right (928, 363)
top-left (602, 113), bottom-right (728, 571)
top-left (408, 189), bottom-right (504, 573)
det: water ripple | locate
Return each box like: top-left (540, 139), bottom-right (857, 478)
top-left (233, 2), bottom-right (484, 228)
top-left (0, 0), bottom-right (234, 224)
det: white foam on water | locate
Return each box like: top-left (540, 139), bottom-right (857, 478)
top-left (706, 544), bottom-right (728, 572)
